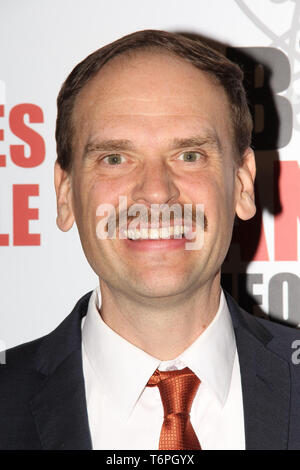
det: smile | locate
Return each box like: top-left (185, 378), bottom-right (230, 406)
top-left (122, 225), bottom-right (186, 240)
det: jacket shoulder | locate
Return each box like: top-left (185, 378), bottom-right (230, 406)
top-left (1, 290), bottom-right (93, 372)
top-left (0, 336), bottom-right (47, 449)
top-left (3, 334), bottom-right (45, 369)
top-left (225, 291), bottom-right (300, 361)
top-left (255, 314), bottom-right (300, 361)
top-left (0, 290), bottom-right (92, 449)
top-left (255, 314), bottom-right (300, 340)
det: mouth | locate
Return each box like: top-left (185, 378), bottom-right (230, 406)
top-left (118, 223), bottom-right (198, 252)
top-left (122, 225), bottom-right (187, 240)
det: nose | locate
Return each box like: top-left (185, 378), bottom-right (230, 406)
top-left (131, 160), bottom-right (180, 206)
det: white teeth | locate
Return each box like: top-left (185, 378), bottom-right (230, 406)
top-left (140, 228), bottom-right (148, 239)
top-left (149, 228), bottom-right (159, 239)
top-left (127, 229), bottom-right (141, 240)
top-left (174, 226), bottom-right (184, 236)
top-left (161, 227), bottom-right (170, 238)
top-left (123, 225), bottom-right (186, 240)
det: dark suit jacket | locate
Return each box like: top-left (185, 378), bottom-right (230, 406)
top-left (1, 291), bottom-right (300, 450)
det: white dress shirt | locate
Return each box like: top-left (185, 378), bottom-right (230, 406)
top-left (81, 287), bottom-right (245, 450)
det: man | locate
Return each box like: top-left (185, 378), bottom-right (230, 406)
top-left (1, 29), bottom-right (300, 450)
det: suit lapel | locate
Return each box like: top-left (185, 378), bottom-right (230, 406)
top-left (226, 293), bottom-right (291, 450)
top-left (30, 292), bottom-right (93, 450)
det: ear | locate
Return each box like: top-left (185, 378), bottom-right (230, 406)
top-left (235, 147), bottom-right (256, 221)
top-left (54, 161), bottom-right (75, 231)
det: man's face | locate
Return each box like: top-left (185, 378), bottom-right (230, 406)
top-left (55, 51), bottom-right (255, 301)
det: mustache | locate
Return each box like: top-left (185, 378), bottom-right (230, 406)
top-left (105, 203), bottom-right (208, 234)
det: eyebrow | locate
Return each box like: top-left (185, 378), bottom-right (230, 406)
top-left (171, 133), bottom-right (222, 153)
top-left (83, 132), bottom-right (222, 157)
top-left (84, 139), bottom-right (135, 156)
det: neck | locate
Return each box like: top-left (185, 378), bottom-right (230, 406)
top-left (98, 275), bottom-right (222, 360)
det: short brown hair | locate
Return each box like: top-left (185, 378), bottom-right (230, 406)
top-left (56, 29), bottom-right (253, 171)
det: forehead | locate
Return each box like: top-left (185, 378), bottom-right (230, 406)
top-left (72, 50), bottom-right (233, 148)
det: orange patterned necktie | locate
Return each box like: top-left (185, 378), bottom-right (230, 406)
top-left (147, 367), bottom-right (201, 450)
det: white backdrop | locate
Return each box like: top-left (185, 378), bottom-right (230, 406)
top-left (0, 0), bottom-right (299, 349)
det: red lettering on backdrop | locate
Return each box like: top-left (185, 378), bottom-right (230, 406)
top-left (274, 161), bottom-right (300, 261)
top-left (0, 233), bottom-right (9, 246)
top-left (0, 104), bottom-right (9, 244)
top-left (0, 104), bottom-right (5, 167)
top-left (9, 104), bottom-right (45, 168)
top-left (13, 184), bottom-right (40, 246)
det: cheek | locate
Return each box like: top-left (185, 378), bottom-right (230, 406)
top-left (86, 179), bottom-right (129, 238)
top-left (71, 174), bottom-right (103, 232)
top-left (90, 179), bottom-right (129, 207)
top-left (180, 174), bottom-right (221, 207)
top-left (182, 174), bottom-right (235, 224)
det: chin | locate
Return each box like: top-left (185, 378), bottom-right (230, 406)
top-left (130, 276), bottom-right (192, 300)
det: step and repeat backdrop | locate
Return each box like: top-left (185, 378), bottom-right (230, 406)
top-left (0, 0), bottom-right (299, 349)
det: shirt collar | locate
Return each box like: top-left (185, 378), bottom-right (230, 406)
top-left (82, 286), bottom-right (236, 419)
top-left (178, 290), bottom-right (236, 404)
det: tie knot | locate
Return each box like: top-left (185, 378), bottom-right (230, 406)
top-left (147, 367), bottom-right (200, 417)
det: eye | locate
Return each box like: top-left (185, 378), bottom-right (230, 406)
top-left (103, 154), bottom-right (126, 165)
top-left (177, 151), bottom-right (203, 163)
